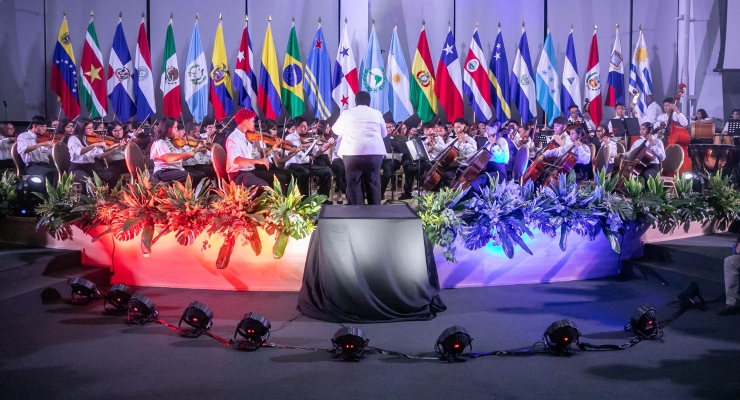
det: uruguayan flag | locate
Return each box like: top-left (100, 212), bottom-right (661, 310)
top-left (629, 30), bottom-right (653, 113)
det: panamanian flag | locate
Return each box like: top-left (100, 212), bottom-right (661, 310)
top-left (332, 24), bottom-right (359, 111)
top-left (107, 20), bottom-right (136, 121)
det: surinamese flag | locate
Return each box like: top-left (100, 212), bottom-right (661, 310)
top-left (80, 18), bottom-right (106, 118)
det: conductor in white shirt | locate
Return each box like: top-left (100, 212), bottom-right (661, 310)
top-left (332, 91), bottom-right (388, 205)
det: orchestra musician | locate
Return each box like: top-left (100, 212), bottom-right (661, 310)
top-left (400, 122), bottom-right (437, 200)
top-left (567, 104), bottom-right (596, 131)
top-left (717, 109), bottom-right (740, 145)
top-left (381, 120), bottom-right (402, 196)
top-left (439, 118), bottom-right (478, 188)
top-left (626, 122), bottom-right (665, 179)
top-left (607, 102), bottom-right (628, 135)
top-left (436, 124), bottom-right (453, 145)
top-left (283, 116), bottom-right (333, 200)
top-left (551, 116), bottom-right (570, 146)
top-left (694, 108), bottom-right (711, 122)
top-left (225, 109), bottom-right (285, 188)
top-left (599, 127), bottom-right (618, 173)
top-left (149, 116), bottom-right (207, 183)
top-left (16, 115), bottom-right (56, 183)
top-left (49, 117), bottom-right (59, 132)
top-left (0, 122), bottom-right (17, 170)
top-left (312, 121), bottom-right (346, 201)
top-left (590, 125), bottom-right (607, 151)
top-left (92, 119), bottom-right (105, 134)
top-left (480, 121), bottom-right (510, 184)
top-left (102, 121), bottom-right (130, 177)
top-left (182, 122), bottom-right (217, 180)
top-left (542, 124), bottom-right (591, 182)
top-left (55, 119), bottom-right (74, 144)
top-left (656, 97), bottom-right (689, 133)
top-left (67, 118), bottom-right (121, 187)
top-left (632, 94), bottom-right (662, 125)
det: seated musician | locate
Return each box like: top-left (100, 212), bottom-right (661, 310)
top-left (436, 124), bottom-right (453, 145)
top-left (440, 118), bottom-right (478, 188)
top-left (551, 116), bottom-right (570, 146)
top-left (56, 119), bottom-right (74, 144)
top-left (632, 94), bottom-right (662, 125)
top-left (102, 121), bottom-right (130, 177)
top-left (567, 104), bottom-right (596, 131)
top-left (481, 122), bottom-right (510, 184)
top-left (590, 125), bottom-right (606, 151)
top-left (225, 109), bottom-right (286, 188)
top-left (717, 109), bottom-right (740, 145)
top-left (0, 122), bottom-right (17, 170)
top-left (314, 121), bottom-right (346, 200)
top-left (381, 121), bottom-right (403, 196)
top-left (694, 108), bottom-right (711, 122)
top-left (49, 117), bottom-right (59, 132)
top-left (182, 122), bottom-right (216, 180)
top-left (626, 122), bottom-right (665, 179)
top-left (599, 128), bottom-right (618, 173)
top-left (16, 116), bottom-right (56, 183)
top-left (203, 116), bottom-right (225, 148)
top-left (283, 117), bottom-right (332, 199)
top-left (656, 97), bottom-right (689, 132)
top-left (150, 117), bottom-right (207, 183)
top-left (399, 122), bottom-right (440, 200)
top-left (251, 118), bottom-right (294, 191)
top-left (607, 102), bottom-right (628, 136)
top-left (542, 124), bottom-right (591, 182)
top-left (67, 118), bottom-right (121, 187)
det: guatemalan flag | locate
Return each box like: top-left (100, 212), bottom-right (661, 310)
top-left (257, 21), bottom-right (282, 119)
top-left (386, 26), bottom-right (413, 122)
top-left (185, 21), bottom-right (208, 123)
top-left (510, 26), bottom-right (537, 123)
top-left (107, 21), bottom-right (136, 122)
top-left (535, 30), bottom-right (561, 126)
top-left (234, 19), bottom-right (257, 112)
top-left (629, 29), bottom-right (653, 114)
top-left (489, 26), bottom-right (510, 122)
top-left (560, 29), bottom-right (581, 117)
top-left (604, 25), bottom-right (624, 107)
top-left (463, 27), bottom-right (492, 123)
top-left (435, 27), bottom-right (464, 122)
top-left (305, 24), bottom-right (333, 120)
top-left (50, 15), bottom-right (80, 119)
top-left (134, 18), bottom-right (155, 121)
top-left (332, 24), bottom-right (359, 111)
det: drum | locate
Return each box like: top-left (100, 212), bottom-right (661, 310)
top-left (687, 144), bottom-right (737, 177)
top-left (691, 120), bottom-right (715, 140)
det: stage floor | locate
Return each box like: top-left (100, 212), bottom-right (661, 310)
top-left (2, 246), bottom-right (739, 399)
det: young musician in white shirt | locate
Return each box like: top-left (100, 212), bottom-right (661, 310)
top-left (225, 109), bottom-right (286, 188)
top-left (543, 124), bottom-right (592, 182)
top-left (283, 117), bottom-right (332, 200)
top-left (0, 122), bottom-right (17, 170)
top-left (717, 109), bottom-right (740, 145)
top-left (150, 117), bottom-right (207, 183)
top-left (67, 118), bottom-right (121, 187)
top-left (632, 94), bottom-right (662, 125)
top-left (599, 129), bottom-right (618, 173)
top-left (16, 115), bottom-right (56, 183)
top-left (656, 97), bottom-right (689, 130)
top-left (627, 122), bottom-right (666, 180)
top-left (567, 104), bottom-right (596, 131)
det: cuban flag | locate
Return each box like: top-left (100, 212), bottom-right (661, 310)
top-left (332, 24), bottom-right (359, 111)
top-left (134, 19), bottom-right (155, 121)
top-left (185, 21), bottom-right (208, 123)
top-left (234, 20), bottom-right (258, 111)
top-left (510, 27), bottom-right (537, 123)
top-left (361, 26), bottom-right (389, 114)
top-left (305, 25), bottom-right (333, 120)
top-left (107, 21), bottom-right (136, 121)
top-left (560, 30), bottom-right (581, 117)
top-left (604, 26), bottom-right (624, 107)
top-left (435, 27), bottom-right (464, 122)
top-left (386, 26), bottom-right (413, 122)
top-left (629, 29), bottom-right (653, 113)
top-left (463, 28), bottom-right (492, 123)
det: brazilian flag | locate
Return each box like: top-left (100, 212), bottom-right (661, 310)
top-left (281, 26), bottom-right (305, 118)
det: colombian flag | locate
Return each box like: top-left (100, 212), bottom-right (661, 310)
top-left (410, 25), bottom-right (436, 122)
top-left (281, 25), bottom-right (305, 118)
top-left (209, 21), bottom-right (234, 121)
top-left (257, 23), bottom-right (282, 119)
top-left (50, 16), bottom-right (80, 119)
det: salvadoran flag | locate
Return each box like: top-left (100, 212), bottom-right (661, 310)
top-left (560, 30), bottom-right (581, 117)
top-left (386, 26), bottom-right (413, 122)
top-left (463, 27), bottom-right (492, 123)
top-left (535, 30), bottom-right (561, 126)
top-left (107, 21), bottom-right (136, 121)
top-left (629, 29), bottom-right (653, 114)
top-left (510, 27), bottom-right (536, 123)
top-left (332, 24), bottom-right (359, 111)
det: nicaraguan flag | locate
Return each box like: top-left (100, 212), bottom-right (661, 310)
top-left (387, 26), bottom-right (413, 122)
top-left (510, 27), bottom-right (536, 123)
top-left (360, 26), bottom-right (389, 114)
top-left (305, 25), bottom-right (333, 120)
top-left (234, 20), bottom-right (258, 111)
top-left (107, 21), bottom-right (136, 121)
top-left (134, 19), bottom-right (155, 121)
top-left (463, 28), bottom-right (492, 122)
top-left (536, 31), bottom-right (561, 126)
top-left (561, 30), bottom-right (581, 117)
top-left (604, 26), bottom-right (624, 106)
top-left (629, 29), bottom-right (653, 113)
top-left (185, 21), bottom-right (208, 123)
top-left (489, 28), bottom-right (510, 122)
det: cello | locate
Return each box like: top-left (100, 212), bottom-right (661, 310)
top-left (539, 129), bottom-right (589, 187)
top-left (422, 141), bottom-right (460, 191)
top-left (451, 121), bottom-right (501, 191)
top-left (662, 84), bottom-right (691, 173)
top-left (521, 127), bottom-right (562, 185)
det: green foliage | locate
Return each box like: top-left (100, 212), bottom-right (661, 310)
top-left (0, 170), bottom-right (17, 216)
top-left (156, 177), bottom-right (212, 246)
top-left (416, 187), bottom-right (466, 262)
top-left (34, 172), bottom-right (81, 239)
top-left (704, 171), bottom-right (740, 231)
top-left (263, 177), bottom-right (325, 258)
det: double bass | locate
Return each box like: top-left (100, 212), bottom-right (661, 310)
top-left (662, 83), bottom-right (691, 173)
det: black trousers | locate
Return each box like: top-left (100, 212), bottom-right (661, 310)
top-left (344, 155), bottom-right (383, 205)
top-left (229, 170), bottom-right (270, 187)
top-left (330, 159), bottom-right (346, 193)
top-left (70, 162), bottom-right (120, 187)
top-left (106, 159), bottom-right (129, 177)
top-left (381, 159), bottom-right (402, 195)
top-left (154, 168), bottom-right (205, 184)
top-left (639, 164), bottom-right (661, 180)
top-left (286, 163), bottom-right (332, 196)
top-left (402, 159), bottom-right (429, 195)
top-left (0, 159), bottom-right (15, 171)
top-left (254, 164), bottom-right (291, 190)
top-left (26, 162), bottom-right (58, 185)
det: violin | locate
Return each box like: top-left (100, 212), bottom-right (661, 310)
top-left (35, 131), bottom-right (68, 144)
top-left (245, 130), bottom-right (297, 152)
top-left (171, 137), bottom-right (212, 149)
top-left (86, 134), bottom-right (118, 146)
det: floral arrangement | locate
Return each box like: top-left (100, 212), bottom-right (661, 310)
top-left (0, 170), bottom-right (18, 216)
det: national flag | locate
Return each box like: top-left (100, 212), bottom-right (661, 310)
top-left (107, 21), bottom-right (136, 121)
top-left (410, 25), bottom-right (437, 122)
top-left (510, 27), bottom-right (536, 123)
top-left (435, 27), bottom-right (464, 122)
top-left (332, 24), bottom-right (359, 111)
top-left (629, 29), bottom-right (653, 114)
top-left (51, 16), bottom-right (80, 119)
top-left (360, 26), bottom-right (389, 114)
top-left (79, 17), bottom-right (106, 118)
top-left (604, 25), bottom-right (624, 106)
top-left (561, 29), bottom-right (581, 117)
top-left (304, 24), bottom-right (332, 120)
top-left (462, 27), bottom-right (492, 122)
top-left (281, 25), bottom-right (305, 118)
top-left (257, 22), bottom-right (282, 119)
top-left (209, 21), bottom-right (234, 121)
top-left (134, 18), bottom-right (155, 121)
top-left (185, 20), bottom-right (208, 123)
top-left (387, 26), bottom-right (413, 122)
top-left (535, 30), bottom-right (561, 126)
top-left (234, 18), bottom-right (258, 112)
top-left (584, 29), bottom-right (603, 125)
top-left (160, 19), bottom-right (181, 118)
top-left (489, 26), bottom-right (511, 122)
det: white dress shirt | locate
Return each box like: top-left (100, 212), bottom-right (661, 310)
top-left (544, 141), bottom-right (591, 164)
top-left (283, 131), bottom-right (312, 167)
top-left (636, 101), bottom-right (662, 125)
top-left (68, 135), bottom-right (103, 164)
top-left (16, 131), bottom-right (51, 165)
top-left (107, 146), bottom-right (126, 162)
top-left (628, 135), bottom-right (665, 164)
top-left (656, 112), bottom-right (688, 128)
top-left (150, 139), bottom-right (185, 173)
top-left (453, 136), bottom-right (478, 160)
top-left (225, 129), bottom-right (258, 174)
top-left (0, 137), bottom-right (12, 160)
top-left (427, 136), bottom-right (447, 160)
top-left (333, 105), bottom-right (388, 156)
top-left (602, 140), bottom-right (618, 165)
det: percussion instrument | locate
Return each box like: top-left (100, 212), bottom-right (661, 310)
top-left (687, 144), bottom-right (737, 178)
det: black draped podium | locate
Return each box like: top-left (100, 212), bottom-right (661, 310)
top-left (297, 205), bottom-right (446, 322)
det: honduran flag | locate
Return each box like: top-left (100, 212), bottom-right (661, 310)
top-left (435, 27), bottom-right (464, 122)
top-left (134, 18), bottom-right (156, 121)
top-left (604, 25), bottom-right (624, 107)
top-left (257, 21), bottom-right (282, 119)
top-left (510, 26), bottom-right (537, 123)
top-left (234, 18), bottom-right (258, 112)
top-left (209, 21), bottom-right (235, 121)
top-left (462, 27), bottom-right (492, 123)
top-left (332, 23), bottom-right (359, 111)
top-left (51, 16), bottom-right (80, 119)
top-left (535, 30), bottom-right (561, 126)
top-left (584, 28), bottom-right (603, 125)
top-left (560, 29), bottom-right (581, 117)
top-left (107, 21), bottom-right (136, 122)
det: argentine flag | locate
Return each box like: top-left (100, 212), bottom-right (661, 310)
top-left (387, 27), bottom-right (413, 122)
top-left (361, 26), bottom-right (389, 114)
top-left (629, 29), bottom-right (653, 113)
top-left (561, 30), bottom-right (581, 116)
top-left (510, 27), bottom-right (536, 123)
top-left (535, 31), bottom-right (561, 126)
top-left (185, 22), bottom-right (208, 123)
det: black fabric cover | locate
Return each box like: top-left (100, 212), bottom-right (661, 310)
top-left (297, 205), bottom-right (446, 322)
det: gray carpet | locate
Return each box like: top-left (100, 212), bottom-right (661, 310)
top-left (1, 236), bottom-right (740, 399)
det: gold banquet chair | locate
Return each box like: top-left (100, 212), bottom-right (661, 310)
top-left (51, 142), bottom-right (71, 182)
top-left (210, 143), bottom-right (229, 190)
top-left (661, 144), bottom-right (685, 196)
top-left (10, 142), bottom-right (27, 177)
top-left (124, 142), bottom-right (147, 183)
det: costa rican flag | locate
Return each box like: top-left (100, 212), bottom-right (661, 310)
top-left (462, 27), bottom-right (492, 122)
top-left (107, 21), bottom-right (136, 121)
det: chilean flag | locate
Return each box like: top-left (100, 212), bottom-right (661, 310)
top-left (462, 28), bottom-right (493, 122)
top-left (107, 21), bottom-right (136, 122)
top-left (332, 24), bottom-right (359, 111)
top-left (234, 21), bottom-right (257, 111)
top-left (584, 29), bottom-right (603, 125)
top-left (435, 28), bottom-right (464, 122)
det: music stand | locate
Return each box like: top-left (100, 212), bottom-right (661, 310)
top-left (728, 121), bottom-right (740, 136)
top-left (406, 138), bottom-right (430, 197)
top-left (383, 135), bottom-right (410, 204)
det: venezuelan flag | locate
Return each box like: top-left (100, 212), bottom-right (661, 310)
top-left (257, 23), bottom-right (282, 119)
top-left (50, 16), bottom-right (80, 119)
top-left (209, 21), bottom-right (234, 121)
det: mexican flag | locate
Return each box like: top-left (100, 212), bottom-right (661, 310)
top-left (79, 19), bottom-right (107, 118)
top-left (410, 26), bottom-right (437, 122)
top-left (160, 19), bottom-right (181, 118)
